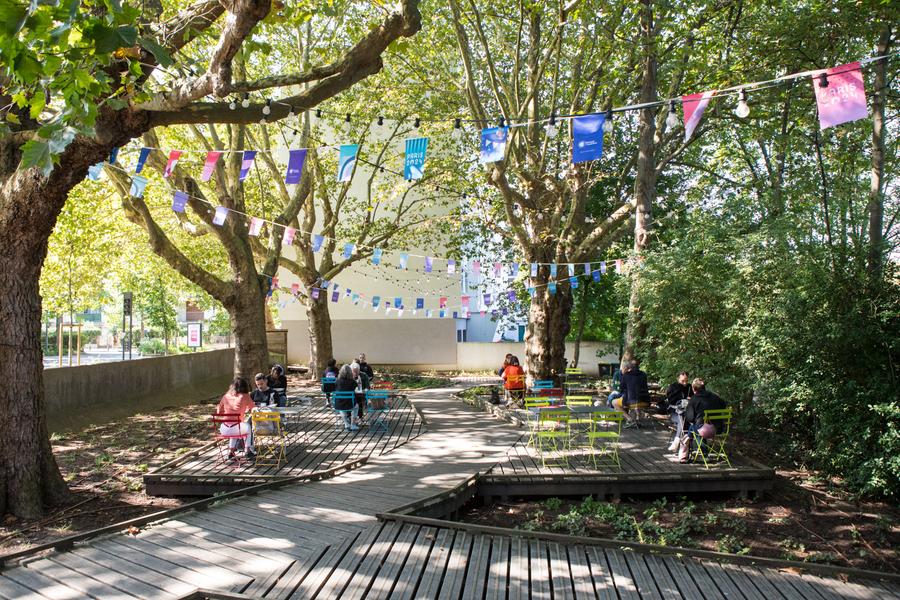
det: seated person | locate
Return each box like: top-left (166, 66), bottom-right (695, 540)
top-left (621, 360), bottom-right (650, 428)
top-left (322, 358), bottom-right (339, 407)
top-left (267, 364), bottom-right (288, 407)
top-left (351, 362), bottom-right (370, 423)
top-left (501, 356), bottom-right (526, 405)
top-left (665, 371), bottom-right (693, 452)
top-left (216, 377), bottom-right (256, 460)
top-left (251, 373), bottom-right (276, 406)
top-left (334, 365), bottom-right (359, 431)
top-left (678, 378), bottom-right (726, 462)
top-left (357, 354), bottom-right (375, 381)
top-left (497, 353), bottom-right (513, 377)
top-left (604, 366), bottom-right (625, 408)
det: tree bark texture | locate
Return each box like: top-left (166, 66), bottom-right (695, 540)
top-left (306, 295), bottom-right (334, 379)
top-left (525, 277), bottom-right (574, 383)
top-left (867, 26), bottom-right (892, 282)
top-left (226, 285), bottom-right (270, 378)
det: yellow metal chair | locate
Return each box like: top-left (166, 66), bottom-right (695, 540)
top-left (534, 409), bottom-right (570, 468)
top-left (504, 374), bottom-right (526, 406)
top-left (583, 411), bottom-right (623, 469)
top-left (564, 367), bottom-right (584, 393)
top-left (691, 408), bottom-right (733, 468)
top-left (251, 411), bottom-right (285, 467)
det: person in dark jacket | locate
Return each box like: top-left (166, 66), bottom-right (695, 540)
top-left (322, 359), bottom-right (339, 408)
top-left (251, 373), bottom-right (277, 406)
top-left (665, 371), bottom-right (693, 452)
top-left (678, 378), bottom-right (726, 462)
top-left (267, 364), bottom-right (288, 407)
top-left (620, 360), bottom-right (651, 428)
top-left (357, 354), bottom-right (375, 381)
top-left (334, 365), bottom-right (359, 431)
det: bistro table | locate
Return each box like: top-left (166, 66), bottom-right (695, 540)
top-left (271, 405), bottom-right (307, 441)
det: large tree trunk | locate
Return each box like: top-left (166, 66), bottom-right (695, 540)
top-left (524, 284), bottom-right (573, 383)
top-left (226, 287), bottom-right (270, 378)
top-left (306, 294), bottom-right (334, 380)
top-left (867, 25), bottom-right (891, 283)
top-left (572, 284), bottom-right (589, 366)
top-left (622, 0), bottom-right (658, 368)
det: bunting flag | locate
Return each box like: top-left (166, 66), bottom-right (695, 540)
top-left (548, 282), bottom-right (557, 295)
top-left (550, 263), bottom-right (557, 277)
top-left (291, 283), bottom-right (300, 295)
top-left (285, 149), bottom-right (308, 184)
top-left (439, 310), bottom-right (446, 318)
top-left (472, 260), bottom-right (481, 275)
top-left (447, 260), bottom-right (456, 274)
top-left (570, 276), bottom-right (579, 289)
top-left (572, 113), bottom-right (606, 163)
top-left (282, 227), bottom-right (296, 246)
top-left (813, 62), bottom-right (867, 129)
top-left (311, 288), bottom-right (320, 300)
top-left (600, 261), bottom-right (607, 274)
top-left (164, 150), bottom-right (182, 178)
top-left (568, 263), bottom-right (576, 276)
top-left (483, 293), bottom-right (492, 306)
top-left (372, 248), bottom-right (383, 265)
top-left (507, 290), bottom-right (516, 302)
top-left (528, 287), bottom-right (536, 298)
top-left (338, 144), bottom-right (359, 182)
top-left (480, 127), bottom-right (508, 164)
top-left (201, 151), bottom-right (222, 182)
top-left (416, 298), bottom-right (424, 310)
top-left (426, 309), bottom-right (433, 318)
top-left (248, 217), bottom-right (263, 236)
top-left (615, 259), bottom-right (623, 273)
top-left (531, 263), bottom-right (538, 277)
top-left (584, 263), bottom-right (592, 275)
top-left (352, 293), bottom-right (359, 304)
top-left (331, 290), bottom-right (340, 303)
top-left (109, 147), bottom-right (119, 164)
top-left (493, 262), bottom-right (502, 277)
top-left (511, 262), bottom-right (519, 275)
top-left (404, 137), bottom-right (429, 180)
top-left (238, 150), bottom-right (257, 181)
top-left (135, 147), bottom-right (151, 174)
top-left (311, 234), bottom-right (324, 252)
top-left (424, 257), bottom-right (433, 273)
top-left (461, 295), bottom-right (470, 308)
top-left (343, 243), bottom-right (355, 259)
top-left (172, 190), bottom-right (188, 212)
top-left (592, 269), bottom-right (601, 282)
top-left (453, 312), bottom-right (459, 319)
top-left (439, 297), bottom-right (447, 308)
top-left (87, 162), bottom-right (103, 181)
top-left (480, 310), bottom-right (486, 317)
top-left (213, 206), bottom-right (229, 226)
top-left (398, 253), bottom-right (409, 269)
top-left (129, 175), bottom-right (148, 198)
top-left (345, 288), bottom-right (352, 297)
top-left (682, 90), bottom-right (716, 141)
top-left (394, 297), bottom-right (403, 309)
top-left (373, 296), bottom-right (381, 308)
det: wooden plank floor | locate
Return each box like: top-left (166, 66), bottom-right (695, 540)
top-left (144, 394), bottom-right (426, 496)
top-left (254, 518), bottom-right (900, 600)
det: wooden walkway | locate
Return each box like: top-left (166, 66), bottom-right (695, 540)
top-left (0, 388), bottom-right (895, 599)
top-left (144, 395), bottom-right (426, 496)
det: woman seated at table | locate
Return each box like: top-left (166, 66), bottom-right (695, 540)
top-left (216, 377), bottom-right (256, 460)
top-left (502, 356), bottom-right (526, 405)
top-left (334, 365), bottom-right (360, 431)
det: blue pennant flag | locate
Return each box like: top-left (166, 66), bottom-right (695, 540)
top-left (507, 290), bottom-right (516, 302)
top-left (398, 253), bottom-right (409, 269)
top-left (394, 297), bottom-right (403, 309)
top-left (530, 263), bottom-right (538, 278)
top-left (549, 264), bottom-right (557, 277)
top-left (312, 234), bottom-right (324, 252)
top-left (338, 144), bottom-right (358, 182)
top-left (439, 310), bottom-right (446, 318)
top-left (592, 269), bottom-right (601, 282)
top-left (285, 149), bottom-right (307, 184)
top-left (528, 287), bottom-right (536, 298)
top-left (404, 137), bottom-right (429, 180)
top-left (372, 296), bottom-right (381, 308)
top-left (109, 147), bottom-right (119, 164)
top-left (343, 243), bottom-right (355, 259)
top-left (135, 147), bottom-right (151, 174)
top-left (570, 276), bottom-right (579, 289)
top-left (548, 282), bottom-right (557, 295)
top-left (480, 127), bottom-right (508, 164)
top-left (172, 190), bottom-right (188, 213)
top-left (452, 311), bottom-right (458, 319)
top-left (372, 248), bottom-right (382, 265)
top-left (447, 259), bottom-right (456, 274)
top-left (87, 162), bottom-right (103, 181)
top-left (238, 150), bottom-right (257, 181)
top-left (129, 175), bottom-right (148, 198)
top-left (572, 113), bottom-right (606, 164)
top-left (416, 298), bottom-right (424, 310)
top-left (331, 290), bottom-right (340, 303)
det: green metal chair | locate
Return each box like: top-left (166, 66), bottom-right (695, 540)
top-left (524, 397), bottom-right (551, 446)
top-left (691, 407), bottom-right (733, 468)
top-left (583, 411), bottom-right (623, 469)
top-left (534, 409), bottom-right (570, 468)
top-left (564, 395), bottom-right (594, 433)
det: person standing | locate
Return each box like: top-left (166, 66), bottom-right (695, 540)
top-left (678, 378), bottom-right (726, 462)
top-left (620, 360), bottom-right (650, 428)
top-left (665, 371), bottom-right (693, 452)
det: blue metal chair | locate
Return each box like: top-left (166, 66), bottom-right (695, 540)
top-left (532, 379), bottom-right (554, 391)
top-left (321, 376), bottom-right (336, 408)
top-left (330, 391), bottom-right (356, 430)
top-left (365, 390), bottom-right (391, 432)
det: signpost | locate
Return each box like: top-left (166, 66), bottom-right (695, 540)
top-left (123, 292), bottom-right (133, 360)
top-left (187, 322), bottom-right (202, 349)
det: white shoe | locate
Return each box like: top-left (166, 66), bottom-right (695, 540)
top-left (349, 424), bottom-right (360, 431)
top-left (667, 442), bottom-right (679, 452)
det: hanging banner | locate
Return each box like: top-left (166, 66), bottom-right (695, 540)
top-left (615, 259), bottom-right (623, 273)
top-left (600, 261), bottom-right (607, 275)
top-left (530, 263), bottom-right (538, 278)
top-left (493, 262), bottom-right (502, 277)
top-left (439, 297), bottom-right (447, 308)
top-left (426, 309), bottom-right (433, 318)
top-left (213, 206), bottom-right (229, 226)
top-left (338, 144), bottom-right (359, 182)
top-left (548, 282), bottom-right (557, 295)
top-left (439, 310), bottom-right (446, 319)
top-left (172, 190), bottom-right (188, 213)
top-left (404, 137), bottom-right (429, 180)
top-left (248, 216), bottom-right (263, 236)
top-left (447, 260), bottom-right (456, 274)
top-left (345, 288), bottom-right (352, 297)
top-left (572, 113), bottom-right (606, 163)
top-left (507, 290), bottom-right (516, 302)
top-left (372, 296), bottom-right (381, 308)
top-left (528, 287), bottom-right (536, 298)
top-left (201, 151), bottom-right (222, 182)
top-left (135, 147), bottom-right (151, 174)
top-left (352, 293), bottom-right (360, 304)
top-left (416, 298), bottom-right (424, 310)
top-left (331, 290), bottom-right (340, 303)
top-left (479, 127), bottom-right (508, 164)
top-left (311, 288), bottom-right (320, 300)
top-left (682, 90), bottom-right (716, 141)
top-left (394, 297), bottom-right (403, 309)
top-left (291, 283), bottom-right (300, 295)
top-left (570, 276), bottom-right (579, 289)
top-left (238, 150), bottom-right (257, 182)
top-left (813, 62), bottom-right (867, 129)
top-left (424, 257), bottom-right (433, 273)
top-left (87, 162), bottom-right (103, 181)
top-left (129, 175), bottom-right (148, 198)
top-left (550, 264), bottom-right (557, 277)
top-left (311, 234), bottom-right (325, 252)
top-left (164, 150), bottom-right (182, 178)
top-left (511, 262), bottom-right (519, 275)
top-left (343, 243), bottom-right (355, 259)
top-left (398, 253), bottom-right (409, 269)
top-left (282, 227), bottom-right (296, 246)
top-left (461, 295), bottom-right (470, 309)
top-left (584, 263), bottom-right (591, 275)
top-left (483, 293), bottom-right (492, 306)
top-left (109, 147), bottom-right (119, 164)
top-left (372, 248), bottom-right (383, 265)
top-left (592, 269), bottom-right (601, 282)
top-left (284, 149), bottom-right (308, 184)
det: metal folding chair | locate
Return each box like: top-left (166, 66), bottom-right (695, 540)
top-left (691, 408), bottom-right (733, 468)
top-left (583, 411), bottom-right (623, 469)
top-left (211, 412), bottom-right (250, 466)
top-left (534, 409), bottom-right (570, 468)
top-left (365, 389), bottom-right (391, 432)
top-left (330, 391), bottom-right (356, 430)
top-left (504, 374), bottom-right (526, 405)
top-left (251, 410), bottom-right (285, 467)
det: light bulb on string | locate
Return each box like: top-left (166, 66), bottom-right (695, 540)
top-left (602, 108), bottom-right (613, 133)
top-left (343, 113), bottom-right (351, 134)
top-left (452, 118), bottom-right (462, 140)
top-left (262, 99), bottom-right (272, 115)
top-left (377, 115), bottom-right (384, 126)
top-left (241, 93), bottom-right (250, 108)
top-left (665, 100), bottom-right (679, 129)
top-left (546, 113), bottom-right (558, 137)
top-left (414, 117), bottom-right (421, 129)
top-left (229, 98), bottom-right (237, 111)
top-left (734, 89), bottom-right (750, 118)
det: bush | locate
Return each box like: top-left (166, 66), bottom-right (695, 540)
top-left (139, 339), bottom-right (166, 355)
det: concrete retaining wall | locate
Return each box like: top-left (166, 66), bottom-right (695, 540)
top-left (44, 349), bottom-right (234, 432)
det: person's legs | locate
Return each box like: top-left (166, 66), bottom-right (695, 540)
top-left (678, 424), bottom-right (696, 461)
top-left (341, 411), bottom-right (353, 429)
top-left (607, 391), bottom-right (622, 409)
top-left (668, 412), bottom-right (682, 452)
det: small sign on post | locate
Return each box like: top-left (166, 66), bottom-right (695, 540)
top-left (187, 322), bottom-right (202, 348)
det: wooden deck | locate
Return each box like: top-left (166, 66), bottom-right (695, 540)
top-left (145, 395), bottom-right (426, 496)
top-left (0, 388), bottom-right (895, 599)
top-left (468, 395), bottom-right (774, 500)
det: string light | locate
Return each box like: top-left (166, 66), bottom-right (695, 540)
top-left (665, 100), bottom-right (679, 129)
top-left (499, 117), bottom-right (505, 128)
top-left (377, 116), bottom-right (384, 126)
top-left (546, 113), bottom-right (558, 137)
top-left (262, 99), bottom-right (272, 116)
top-left (818, 73), bottom-right (829, 88)
top-left (241, 93), bottom-right (250, 109)
top-left (229, 98), bottom-right (237, 111)
top-left (734, 89), bottom-right (750, 118)
top-left (452, 118), bottom-right (462, 140)
top-left (414, 117), bottom-right (421, 129)
top-left (602, 108), bottom-right (613, 133)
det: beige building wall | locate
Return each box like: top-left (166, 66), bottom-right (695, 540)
top-left (455, 341), bottom-right (619, 376)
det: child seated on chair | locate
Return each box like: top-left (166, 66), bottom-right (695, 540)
top-left (216, 377), bottom-right (256, 459)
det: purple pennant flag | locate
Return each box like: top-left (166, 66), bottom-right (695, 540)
top-left (511, 262), bottom-right (519, 275)
top-left (424, 257), bottom-right (433, 273)
top-left (447, 260), bottom-right (456, 274)
top-left (311, 288), bottom-right (320, 300)
top-left (135, 147), bottom-right (151, 174)
top-left (238, 150), bottom-right (257, 181)
top-left (507, 290), bottom-right (516, 302)
top-left (345, 288), bottom-right (352, 297)
top-left (483, 293), bottom-right (492, 306)
top-left (285, 149), bottom-right (307, 184)
top-left (592, 269), bottom-right (601, 282)
top-left (282, 227), bottom-right (296, 246)
top-left (331, 290), bottom-right (340, 303)
top-left (311, 234), bottom-right (324, 252)
top-left (172, 190), bottom-right (188, 213)
top-left (213, 206), bottom-right (228, 226)
top-left (501, 307), bottom-right (508, 316)
top-left (248, 217), bottom-right (263, 236)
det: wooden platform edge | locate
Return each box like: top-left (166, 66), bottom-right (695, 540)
top-left (374, 511), bottom-right (900, 586)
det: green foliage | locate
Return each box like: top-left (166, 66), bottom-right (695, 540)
top-left (138, 338), bottom-right (166, 355)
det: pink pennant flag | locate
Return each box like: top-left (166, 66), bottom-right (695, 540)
top-left (493, 262), bottom-right (502, 277)
top-left (290, 283), bottom-right (300, 295)
top-left (163, 150), bottom-right (182, 178)
top-left (681, 90), bottom-right (716, 142)
top-left (248, 217), bottom-right (263, 236)
top-left (461, 295), bottom-right (470, 308)
top-left (472, 260), bottom-right (481, 275)
top-left (201, 151), bottom-right (222, 182)
top-left (282, 227), bottom-right (296, 246)
top-left (615, 259), bottom-right (623, 273)
top-left (813, 62), bottom-right (867, 129)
